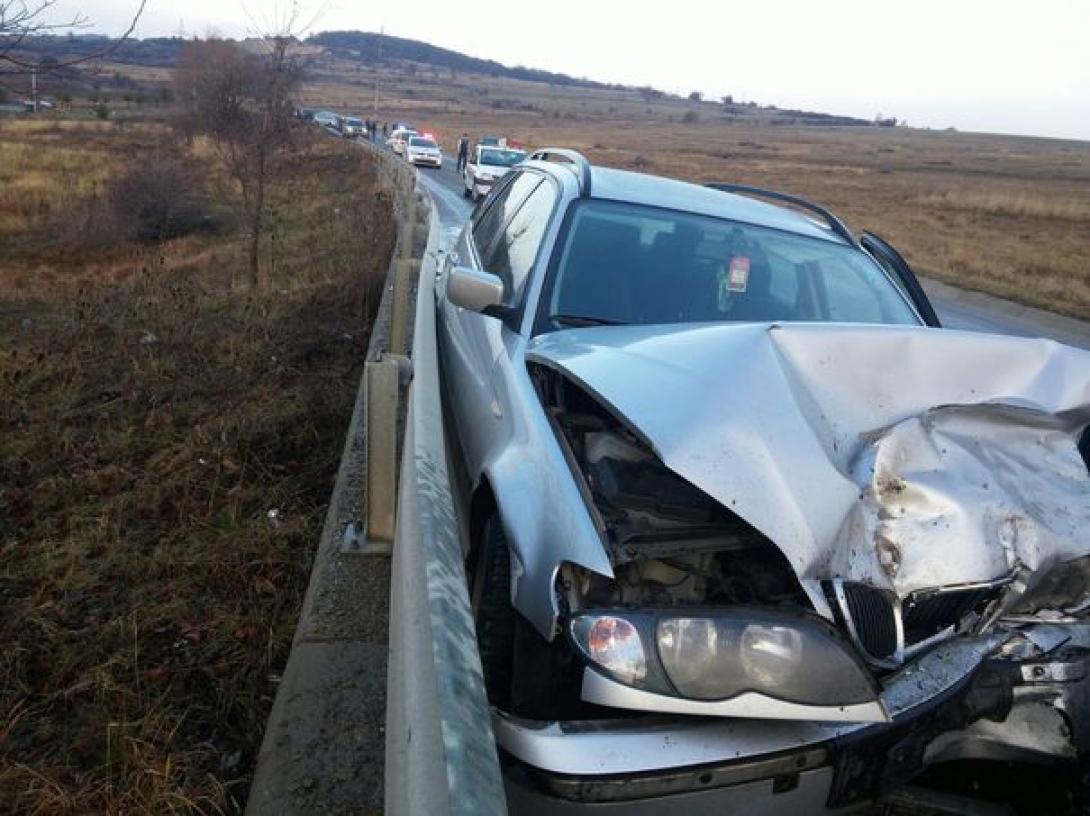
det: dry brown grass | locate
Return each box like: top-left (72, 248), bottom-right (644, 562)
top-left (0, 120), bottom-right (396, 813)
top-left (0, 120), bottom-right (123, 237)
top-left (913, 188), bottom-right (1090, 222)
top-left (295, 61), bottom-right (1090, 319)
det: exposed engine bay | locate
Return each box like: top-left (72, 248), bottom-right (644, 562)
top-left (531, 360), bottom-right (809, 614)
top-left (524, 350), bottom-right (1090, 737)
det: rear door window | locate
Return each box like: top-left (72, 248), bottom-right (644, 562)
top-left (481, 177), bottom-right (558, 306)
top-left (471, 172), bottom-right (542, 265)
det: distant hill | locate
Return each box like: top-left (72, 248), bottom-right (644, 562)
top-left (12, 31), bottom-right (618, 91)
top-left (8, 32), bottom-right (870, 127)
top-left (308, 30), bottom-right (615, 90)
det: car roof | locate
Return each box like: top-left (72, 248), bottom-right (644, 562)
top-left (585, 165), bottom-right (846, 245)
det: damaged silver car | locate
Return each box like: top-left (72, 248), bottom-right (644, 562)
top-left (436, 148), bottom-right (1090, 813)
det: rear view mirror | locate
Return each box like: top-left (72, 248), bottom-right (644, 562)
top-left (447, 266), bottom-right (504, 312)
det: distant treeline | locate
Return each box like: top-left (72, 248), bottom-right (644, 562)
top-left (309, 31), bottom-right (614, 89)
top-left (14, 35), bottom-right (186, 66)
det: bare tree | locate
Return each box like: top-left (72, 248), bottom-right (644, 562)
top-left (175, 37), bottom-right (302, 288)
top-left (0, 1), bottom-right (88, 59)
top-left (1, 0), bottom-right (147, 109)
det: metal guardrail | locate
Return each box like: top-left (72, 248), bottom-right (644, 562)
top-left (381, 163), bottom-right (507, 813)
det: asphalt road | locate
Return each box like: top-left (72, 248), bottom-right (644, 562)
top-left (399, 145), bottom-right (1090, 349)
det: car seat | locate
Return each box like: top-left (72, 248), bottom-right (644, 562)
top-left (554, 217), bottom-right (643, 324)
top-left (640, 223), bottom-right (702, 324)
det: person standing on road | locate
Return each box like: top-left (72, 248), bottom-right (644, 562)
top-left (457, 133), bottom-right (469, 173)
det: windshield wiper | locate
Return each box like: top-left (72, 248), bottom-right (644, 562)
top-left (549, 313), bottom-right (628, 327)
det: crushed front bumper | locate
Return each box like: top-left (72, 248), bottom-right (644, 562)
top-left (496, 624), bottom-right (1090, 811)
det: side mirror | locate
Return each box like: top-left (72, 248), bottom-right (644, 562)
top-left (447, 265), bottom-right (504, 312)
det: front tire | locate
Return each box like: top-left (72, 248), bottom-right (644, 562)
top-left (470, 515), bottom-right (516, 709)
top-left (468, 513), bottom-right (585, 720)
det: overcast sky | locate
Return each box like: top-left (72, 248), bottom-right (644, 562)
top-left (73, 0), bottom-right (1090, 140)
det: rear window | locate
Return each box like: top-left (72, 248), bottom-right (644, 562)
top-left (538, 200), bottom-right (920, 330)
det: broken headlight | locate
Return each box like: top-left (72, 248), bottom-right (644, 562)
top-left (570, 608), bottom-right (878, 707)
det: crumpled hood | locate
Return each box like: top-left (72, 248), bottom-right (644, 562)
top-left (526, 322), bottom-right (1090, 597)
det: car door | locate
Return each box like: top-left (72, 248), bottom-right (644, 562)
top-left (860, 232), bottom-right (942, 327)
top-left (438, 171), bottom-right (545, 471)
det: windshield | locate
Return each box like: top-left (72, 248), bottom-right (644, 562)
top-left (345, 118), bottom-right (363, 126)
top-left (539, 200), bottom-right (920, 330)
top-left (409, 137), bottom-right (437, 148)
top-left (480, 148), bottom-right (526, 167)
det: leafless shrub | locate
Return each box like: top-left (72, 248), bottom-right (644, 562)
top-left (108, 157), bottom-right (213, 242)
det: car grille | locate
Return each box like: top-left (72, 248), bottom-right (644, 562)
top-left (842, 583), bottom-right (898, 660)
top-left (839, 581), bottom-right (1004, 664)
top-left (902, 587), bottom-right (995, 643)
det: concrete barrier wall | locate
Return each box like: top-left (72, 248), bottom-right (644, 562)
top-left (247, 141), bottom-right (423, 815)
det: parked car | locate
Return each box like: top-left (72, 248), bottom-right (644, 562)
top-left (340, 116), bottom-right (366, 138)
top-left (462, 144), bottom-right (527, 201)
top-left (436, 148), bottom-right (1090, 812)
top-left (386, 128), bottom-right (417, 156)
top-left (404, 135), bottom-right (442, 168)
top-left (312, 110), bottom-right (341, 129)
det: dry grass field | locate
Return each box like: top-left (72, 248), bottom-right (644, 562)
top-left (303, 58), bottom-right (1090, 319)
top-left (0, 117), bottom-right (395, 813)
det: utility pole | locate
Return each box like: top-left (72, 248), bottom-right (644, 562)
top-left (373, 26), bottom-right (382, 116)
top-left (31, 64), bottom-right (39, 113)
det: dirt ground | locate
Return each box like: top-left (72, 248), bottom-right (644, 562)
top-left (0, 117), bottom-right (396, 814)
